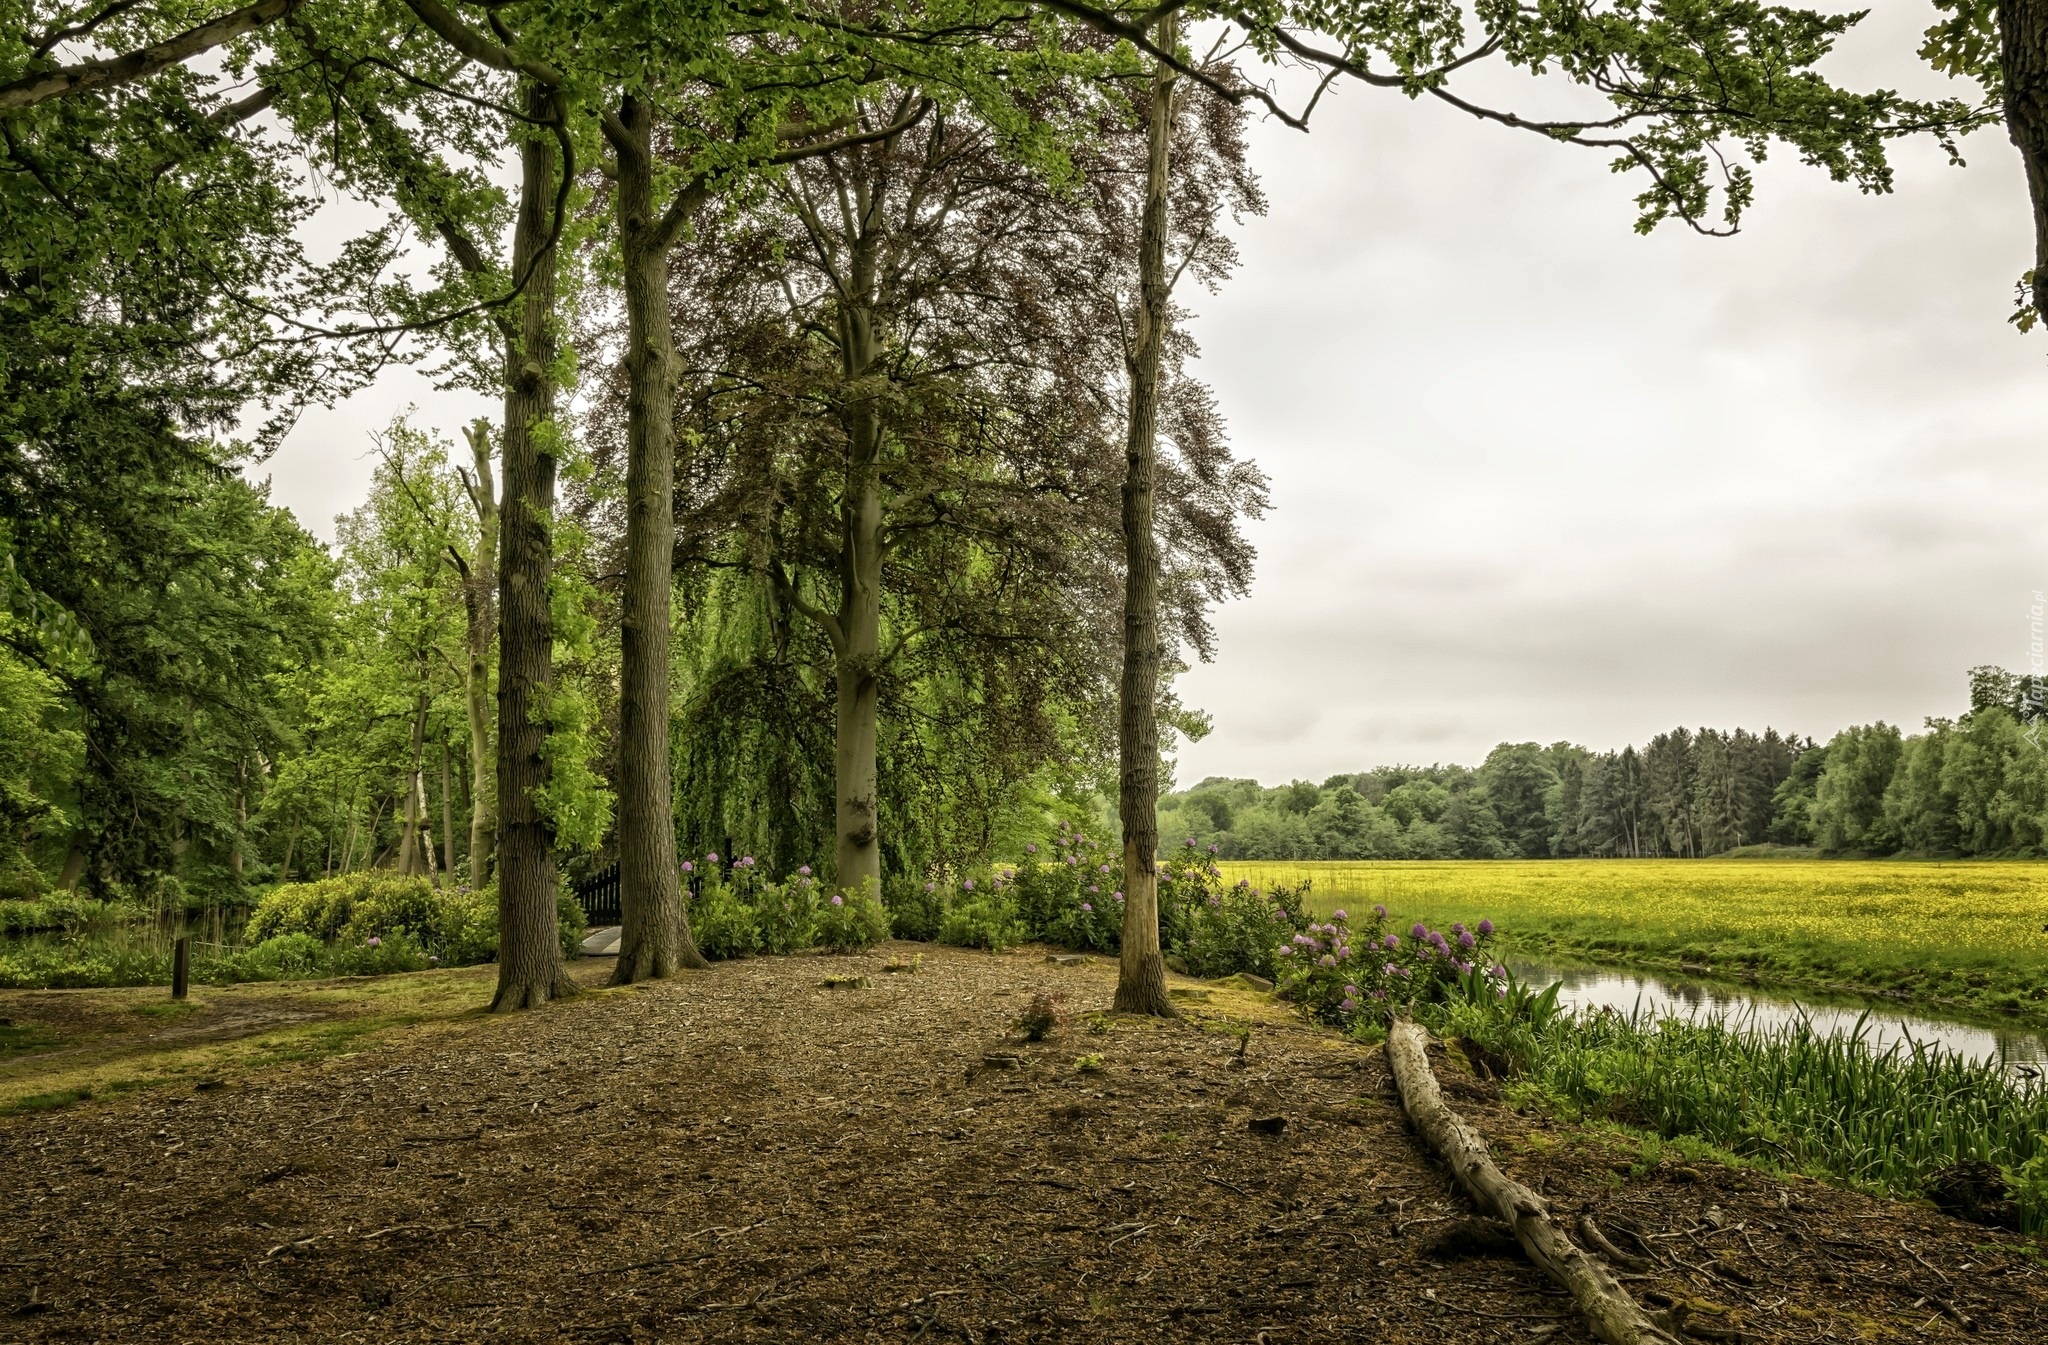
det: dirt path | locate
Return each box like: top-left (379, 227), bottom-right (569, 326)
top-left (2, 944), bottom-right (2041, 1342)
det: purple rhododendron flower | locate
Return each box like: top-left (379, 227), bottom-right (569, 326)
top-left (1026, 843), bottom-right (1038, 854)
top-left (1278, 946), bottom-right (1293, 958)
top-left (1080, 902), bottom-right (1093, 912)
top-left (1410, 923), bottom-right (1427, 939)
top-left (367, 936), bottom-right (381, 947)
top-left (1344, 984), bottom-right (1360, 997)
top-left (1477, 919), bottom-right (1495, 936)
top-left (1208, 895), bottom-right (1222, 908)
top-left (1340, 998), bottom-right (1357, 1013)
top-left (798, 865), bottom-right (812, 877)
top-left (1452, 922), bottom-right (1466, 936)
top-left (707, 852), bottom-right (720, 864)
top-left (1207, 843), bottom-right (1220, 854)
top-left (1066, 856), bottom-right (1077, 866)
top-left (1384, 962), bottom-right (1399, 975)
top-left (963, 878), bottom-right (975, 891)
top-left (1458, 930), bottom-right (1477, 949)
top-left (1113, 891), bottom-right (1124, 902)
top-left (1383, 934), bottom-right (1399, 950)
top-left (681, 861), bottom-right (694, 873)
top-left (1490, 963), bottom-right (1507, 979)
top-left (924, 881), bottom-right (936, 893)
top-left (741, 856), bottom-right (756, 868)
top-left (1088, 884), bottom-right (1100, 893)
top-left (1319, 954), bottom-right (1336, 968)
top-left (830, 894), bottom-right (843, 907)
top-left (1332, 909), bottom-right (1348, 921)
top-left (1373, 903), bottom-right (1387, 917)
top-left (1099, 863), bottom-right (1111, 873)
top-left (1372, 988), bottom-right (1388, 1000)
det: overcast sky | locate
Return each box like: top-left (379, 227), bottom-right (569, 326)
top-left (253, 4), bottom-right (2048, 787)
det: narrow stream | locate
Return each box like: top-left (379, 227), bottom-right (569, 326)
top-left (1507, 959), bottom-right (2048, 1082)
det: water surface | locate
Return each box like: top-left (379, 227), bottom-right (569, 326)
top-left (1508, 958), bottom-right (2048, 1082)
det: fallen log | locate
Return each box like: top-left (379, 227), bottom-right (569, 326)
top-left (1387, 1018), bottom-right (1681, 1345)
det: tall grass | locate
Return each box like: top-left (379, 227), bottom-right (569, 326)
top-left (1434, 986), bottom-right (2048, 1235)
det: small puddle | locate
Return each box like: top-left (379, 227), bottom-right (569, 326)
top-left (1508, 959), bottom-right (2048, 1083)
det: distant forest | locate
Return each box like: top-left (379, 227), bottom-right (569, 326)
top-left (1161, 668), bottom-right (2048, 860)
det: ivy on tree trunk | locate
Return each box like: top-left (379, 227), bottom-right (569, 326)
top-left (491, 79), bottom-right (575, 1013)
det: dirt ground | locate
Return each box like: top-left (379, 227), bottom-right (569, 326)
top-left (1, 943), bottom-right (2042, 1343)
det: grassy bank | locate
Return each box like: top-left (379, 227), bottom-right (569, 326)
top-left (1220, 859), bottom-right (2048, 1023)
top-left (1427, 983), bottom-right (2048, 1236)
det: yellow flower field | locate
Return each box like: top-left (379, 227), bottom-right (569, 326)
top-left (1216, 859), bottom-right (2048, 1017)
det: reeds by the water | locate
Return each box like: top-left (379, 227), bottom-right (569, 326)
top-left (1439, 986), bottom-right (2048, 1234)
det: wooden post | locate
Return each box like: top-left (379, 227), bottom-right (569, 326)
top-left (172, 936), bottom-right (189, 1001)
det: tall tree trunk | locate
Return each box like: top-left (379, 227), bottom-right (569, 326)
top-left (491, 82), bottom-right (575, 1012)
top-left (230, 759), bottom-right (246, 881)
top-left (340, 783), bottom-right (362, 873)
top-left (1114, 14), bottom-right (1180, 1018)
top-left (2003, 0), bottom-right (2048, 314)
top-left (441, 741), bottom-right (455, 883)
top-left (396, 683), bottom-right (429, 875)
top-left (609, 94), bottom-right (707, 980)
top-left (460, 420), bottom-right (498, 889)
top-left (279, 825), bottom-right (297, 884)
top-left (833, 302), bottom-right (885, 897)
top-left (57, 837), bottom-right (86, 891)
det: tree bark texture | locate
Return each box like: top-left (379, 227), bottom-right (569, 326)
top-left (609, 94), bottom-right (706, 981)
top-left (832, 294), bottom-right (886, 898)
top-left (1114, 15), bottom-right (1180, 1019)
top-left (2003, 0), bottom-right (2048, 314)
top-left (491, 83), bottom-right (575, 1012)
top-left (1386, 1020), bottom-right (1681, 1345)
top-left (460, 421), bottom-right (498, 889)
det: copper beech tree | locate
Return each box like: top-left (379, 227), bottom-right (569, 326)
top-left (620, 72), bottom-right (1267, 902)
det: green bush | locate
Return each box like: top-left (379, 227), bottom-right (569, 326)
top-left (689, 868), bottom-right (761, 959)
top-left (0, 937), bottom-right (166, 989)
top-left (325, 929), bottom-right (432, 976)
top-left (1010, 824), bottom-right (1121, 952)
top-left (816, 878), bottom-right (889, 952)
top-left (883, 875), bottom-right (946, 942)
top-left (0, 896), bottom-right (143, 936)
top-left (938, 889), bottom-right (1024, 951)
top-left (211, 932), bottom-right (327, 981)
top-left (1178, 877), bottom-right (1312, 980)
top-left (338, 879), bottom-right (444, 949)
top-left (245, 874), bottom-right (582, 966)
top-left (755, 872), bottom-right (820, 955)
top-left (247, 873), bottom-right (425, 943)
top-left (555, 885), bottom-right (587, 959)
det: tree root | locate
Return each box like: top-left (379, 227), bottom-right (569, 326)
top-left (1387, 1018), bottom-right (1683, 1345)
